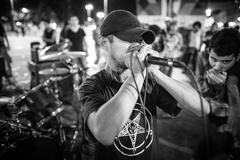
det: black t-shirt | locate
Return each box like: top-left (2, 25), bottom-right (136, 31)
top-left (66, 28), bottom-right (86, 51)
top-left (0, 24), bottom-right (6, 47)
top-left (79, 70), bottom-right (181, 160)
top-left (43, 28), bottom-right (56, 46)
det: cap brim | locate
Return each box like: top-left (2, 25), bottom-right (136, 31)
top-left (114, 27), bottom-right (155, 44)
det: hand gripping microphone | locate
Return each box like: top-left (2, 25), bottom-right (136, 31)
top-left (145, 54), bottom-right (182, 68)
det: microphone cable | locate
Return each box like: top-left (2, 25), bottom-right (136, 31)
top-left (129, 49), bottom-right (149, 159)
top-left (167, 60), bottom-right (210, 157)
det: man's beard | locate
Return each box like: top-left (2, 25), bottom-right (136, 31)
top-left (110, 55), bottom-right (127, 72)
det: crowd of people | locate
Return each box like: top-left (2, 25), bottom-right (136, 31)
top-left (0, 9), bottom-right (240, 160)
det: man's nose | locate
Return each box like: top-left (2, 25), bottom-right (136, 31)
top-left (213, 62), bottom-right (223, 71)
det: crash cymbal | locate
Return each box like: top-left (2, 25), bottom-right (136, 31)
top-left (39, 52), bottom-right (64, 61)
top-left (0, 97), bottom-right (14, 106)
top-left (38, 42), bottom-right (70, 56)
top-left (63, 51), bottom-right (86, 58)
top-left (39, 67), bottom-right (70, 76)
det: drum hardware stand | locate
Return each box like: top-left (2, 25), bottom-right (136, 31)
top-left (68, 63), bottom-right (83, 152)
top-left (36, 106), bottom-right (64, 128)
top-left (48, 66), bottom-right (67, 144)
top-left (5, 102), bottom-right (27, 135)
top-left (69, 119), bottom-right (82, 152)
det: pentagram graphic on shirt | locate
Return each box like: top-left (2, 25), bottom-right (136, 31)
top-left (113, 103), bottom-right (153, 156)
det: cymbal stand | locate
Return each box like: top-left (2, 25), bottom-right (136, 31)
top-left (69, 60), bottom-right (83, 152)
top-left (47, 66), bottom-right (66, 144)
top-left (10, 100), bottom-right (34, 134)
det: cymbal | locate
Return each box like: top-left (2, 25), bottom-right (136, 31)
top-left (39, 52), bottom-right (64, 61)
top-left (63, 51), bottom-right (86, 58)
top-left (39, 51), bottom-right (86, 61)
top-left (39, 67), bottom-right (70, 76)
top-left (39, 42), bottom-right (70, 56)
top-left (0, 97), bottom-right (14, 105)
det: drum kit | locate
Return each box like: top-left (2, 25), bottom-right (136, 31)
top-left (0, 43), bottom-right (98, 160)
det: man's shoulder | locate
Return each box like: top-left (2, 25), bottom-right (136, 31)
top-left (79, 70), bottom-right (109, 97)
top-left (80, 70), bottom-right (107, 86)
top-left (78, 27), bottom-right (86, 33)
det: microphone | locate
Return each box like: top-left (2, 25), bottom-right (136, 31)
top-left (145, 54), bottom-right (182, 68)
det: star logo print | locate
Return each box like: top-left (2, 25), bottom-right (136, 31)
top-left (113, 103), bottom-right (153, 156)
top-left (118, 113), bottom-right (146, 149)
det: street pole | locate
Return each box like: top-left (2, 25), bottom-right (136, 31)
top-left (169, 0), bottom-right (173, 18)
top-left (10, 0), bottom-right (14, 11)
top-left (87, 10), bottom-right (90, 18)
top-left (161, 0), bottom-right (167, 17)
top-left (104, 0), bottom-right (108, 14)
top-left (9, 0), bottom-right (15, 31)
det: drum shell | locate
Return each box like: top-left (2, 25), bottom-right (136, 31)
top-left (13, 84), bottom-right (61, 128)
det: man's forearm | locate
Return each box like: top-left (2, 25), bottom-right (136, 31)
top-left (149, 68), bottom-right (210, 116)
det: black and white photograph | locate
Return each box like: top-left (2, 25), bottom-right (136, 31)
top-left (0, 0), bottom-right (239, 160)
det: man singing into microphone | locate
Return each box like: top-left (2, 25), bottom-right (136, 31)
top-left (78, 10), bottom-right (210, 160)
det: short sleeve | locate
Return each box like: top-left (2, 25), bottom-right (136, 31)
top-left (79, 78), bottom-right (107, 143)
top-left (81, 28), bottom-right (86, 37)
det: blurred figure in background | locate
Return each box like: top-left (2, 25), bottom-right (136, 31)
top-left (194, 28), bottom-right (240, 160)
top-left (66, 16), bottom-right (88, 53)
top-left (42, 19), bottom-right (57, 47)
top-left (148, 24), bottom-right (165, 54)
top-left (196, 30), bottom-right (214, 86)
top-left (200, 30), bottom-right (213, 53)
top-left (234, 25), bottom-right (240, 33)
top-left (65, 16), bottom-right (88, 69)
top-left (163, 21), bottom-right (183, 76)
top-left (0, 21), bottom-right (15, 90)
top-left (210, 22), bottom-right (219, 34)
top-left (92, 21), bottom-right (101, 64)
top-left (183, 21), bottom-right (202, 73)
top-left (165, 21), bottom-right (183, 59)
top-left (60, 21), bottom-right (70, 43)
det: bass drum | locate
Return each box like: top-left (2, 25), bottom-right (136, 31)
top-left (0, 134), bottom-right (63, 160)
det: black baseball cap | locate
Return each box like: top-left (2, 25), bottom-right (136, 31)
top-left (100, 10), bottom-right (155, 44)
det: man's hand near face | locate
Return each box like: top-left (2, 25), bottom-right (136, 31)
top-left (206, 68), bottom-right (227, 86)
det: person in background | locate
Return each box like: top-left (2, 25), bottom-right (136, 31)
top-left (0, 21), bottom-right (16, 90)
top-left (210, 22), bottom-right (219, 34)
top-left (42, 19), bottom-right (57, 47)
top-left (165, 20), bottom-right (183, 59)
top-left (196, 30), bottom-right (213, 87)
top-left (148, 24), bottom-right (165, 54)
top-left (194, 28), bottom-right (240, 160)
top-left (183, 21), bottom-right (203, 72)
top-left (163, 21), bottom-right (183, 76)
top-left (200, 30), bottom-right (213, 53)
top-left (65, 16), bottom-right (88, 69)
top-left (92, 21), bottom-right (101, 64)
top-left (60, 21), bottom-right (70, 43)
top-left (234, 25), bottom-right (239, 33)
top-left (79, 10), bottom-right (210, 160)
